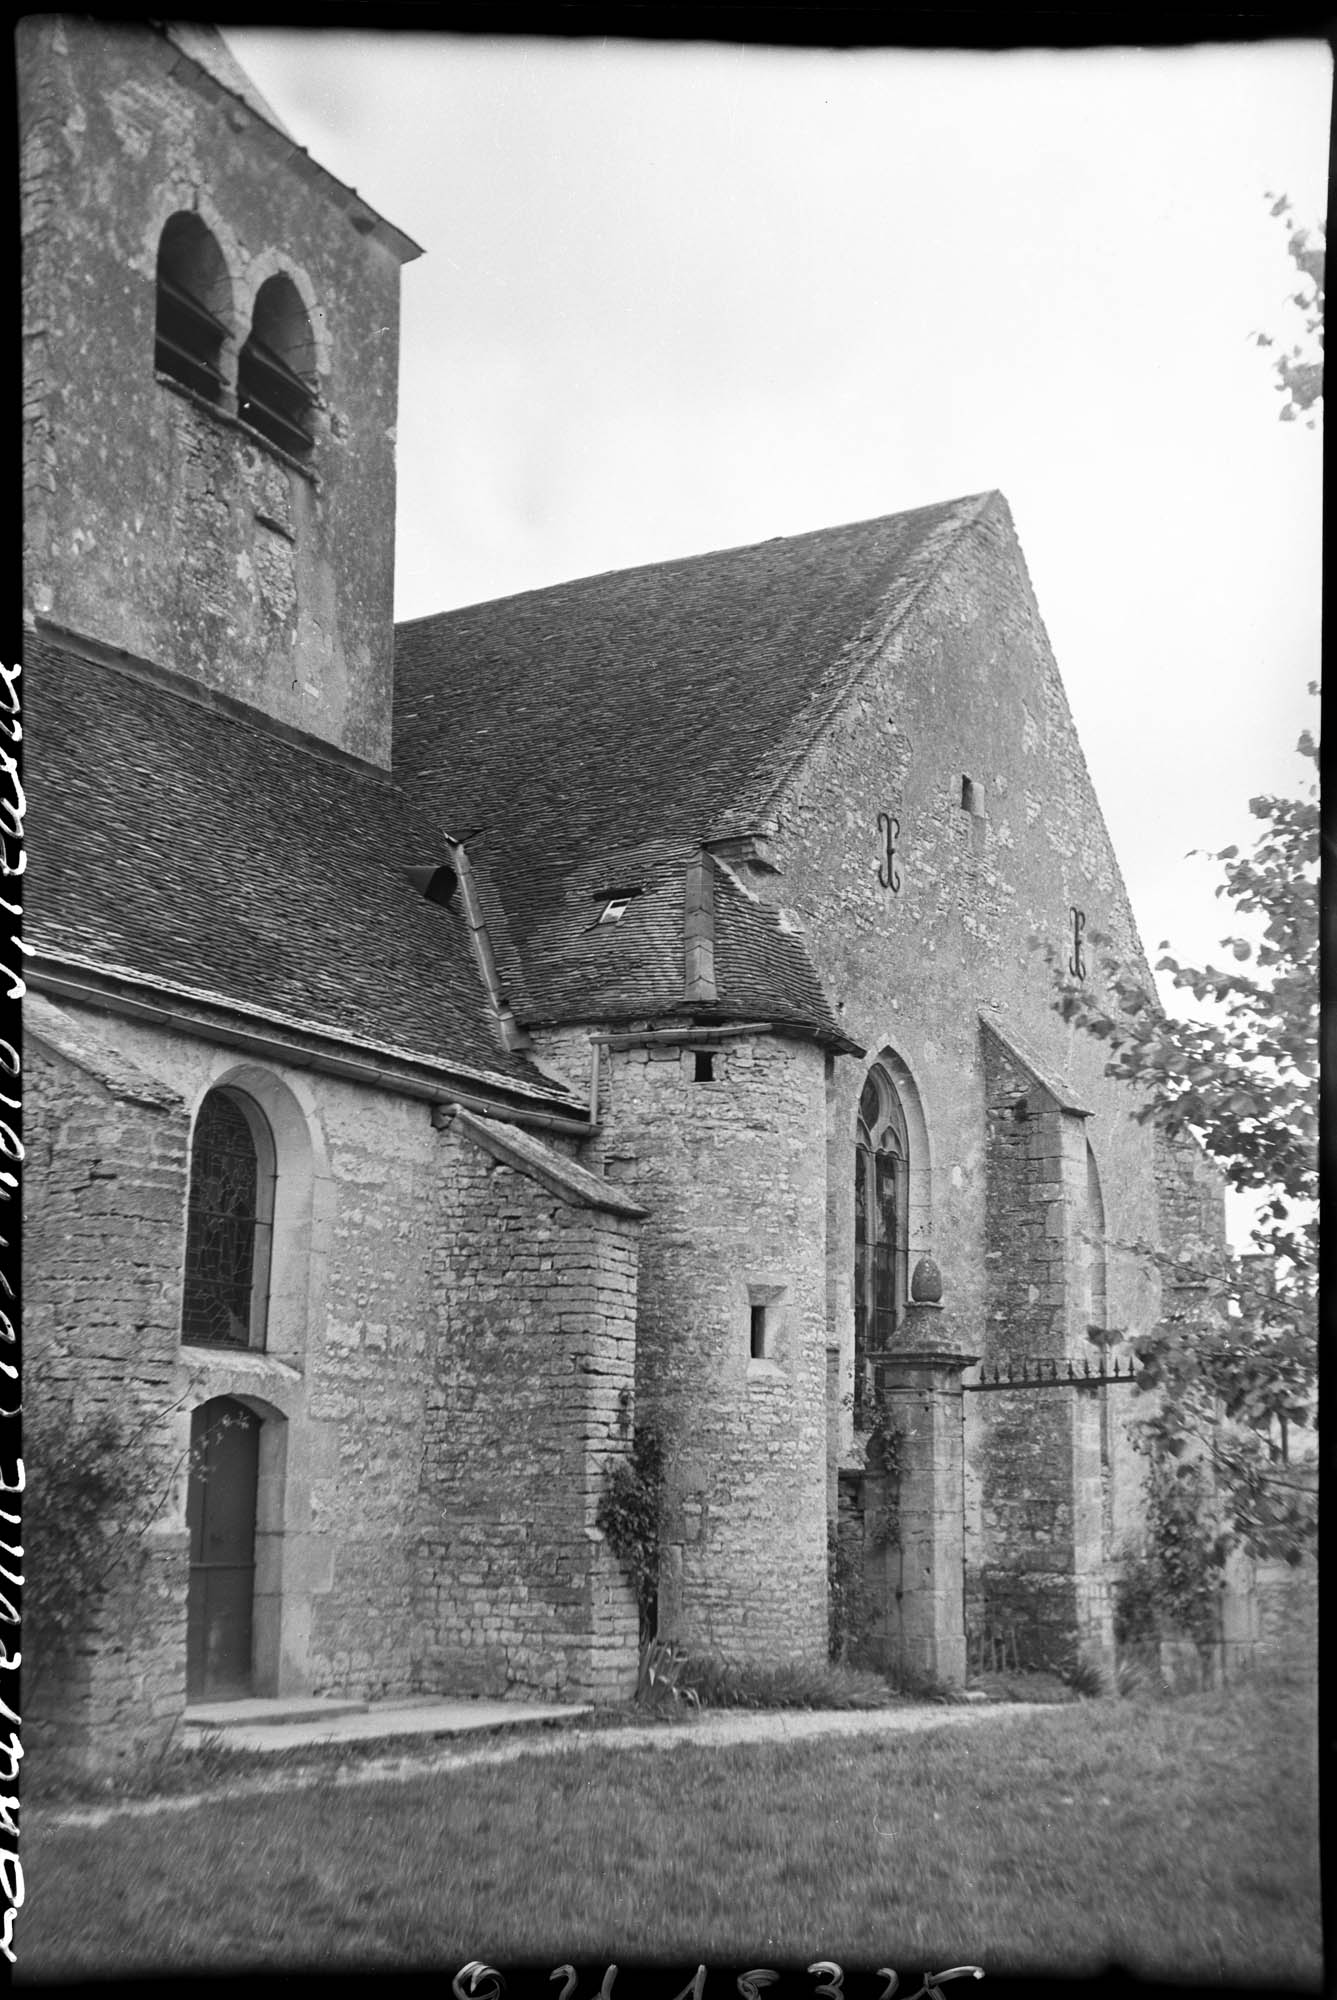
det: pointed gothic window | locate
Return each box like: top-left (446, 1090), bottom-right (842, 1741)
top-left (181, 1088), bottom-right (276, 1349)
top-left (853, 1068), bottom-right (910, 1417)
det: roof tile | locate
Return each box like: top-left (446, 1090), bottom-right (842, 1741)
top-left (395, 497), bottom-right (993, 1037)
top-left (27, 634), bottom-right (556, 1095)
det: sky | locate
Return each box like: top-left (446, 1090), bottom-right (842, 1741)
top-left (228, 27), bottom-right (1327, 990)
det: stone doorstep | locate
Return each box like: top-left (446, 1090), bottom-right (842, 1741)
top-left (184, 1696), bottom-right (372, 1729)
top-left (181, 1694), bottom-right (594, 1753)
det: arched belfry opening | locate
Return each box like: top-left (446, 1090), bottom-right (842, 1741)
top-left (155, 212), bottom-right (232, 403)
top-left (238, 273), bottom-right (318, 457)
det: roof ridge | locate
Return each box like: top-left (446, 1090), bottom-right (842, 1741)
top-left (394, 491), bottom-right (999, 632)
top-left (707, 490), bottom-right (1001, 839)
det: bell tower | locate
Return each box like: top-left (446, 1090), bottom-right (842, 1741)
top-left (20, 19), bottom-right (421, 767)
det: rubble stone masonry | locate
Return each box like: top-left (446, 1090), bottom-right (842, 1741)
top-left (23, 999), bottom-right (641, 1763)
top-left (734, 499), bottom-right (1176, 1666)
top-left (19, 16), bottom-right (407, 764)
top-left (414, 1113), bottom-right (641, 1702)
top-left (533, 1024), bottom-right (831, 1666)
top-left (23, 1015), bottom-right (190, 1764)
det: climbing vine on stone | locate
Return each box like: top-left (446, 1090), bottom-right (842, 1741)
top-left (1142, 1457), bottom-right (1231, 1649)
top-left (863, 1393), bottom-right (906, 1550)
top-left (595, 1421), bottom-right (663, 1641)
top-left (23, 1393), bottom-right (183, 1699)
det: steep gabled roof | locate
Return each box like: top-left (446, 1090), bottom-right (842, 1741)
top-left (395, 493), bottom-right (994, 1034)
top-left (26, 632), bottom-right (574, 1103)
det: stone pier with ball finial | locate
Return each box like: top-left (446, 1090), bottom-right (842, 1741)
top-left (864, 1254), bottom-right (977, 1686)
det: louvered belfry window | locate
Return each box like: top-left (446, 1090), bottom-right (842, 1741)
top-left (237, 274), bottom-right (317, 458)
top-left (155, 214), bottom-right (230, 404)
top-left (182, 1090), bottom-right (274, 1348)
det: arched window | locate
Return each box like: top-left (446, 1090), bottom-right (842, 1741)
top-left (155, 213), bottom-right (231, 404)
top-left (237, 274), bottom-right (318, 458)
top-left (182, 1088), bottom-right (276, 1349)
top-left (853, 1067), bottom-right (911, 1414)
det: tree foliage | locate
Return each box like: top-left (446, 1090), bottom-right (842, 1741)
top-left (24, 1387), bottom-right (245, 1699)
top-left (1041, 194), bottom-right (1321, 1574)
top-left (1253, 192), bottom-right (1324, 427)
top-left (23, 1395), bottom-right (173, 1697)
top-left (1041, 712), bottom-right (1318, 1565)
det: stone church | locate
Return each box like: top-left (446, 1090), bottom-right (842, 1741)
top-left (22, 19), bottom-right (1232, 1766)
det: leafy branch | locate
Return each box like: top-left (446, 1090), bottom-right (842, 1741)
top-left (1036, 705), bottom-right (1318, 1563)
top-left (1252, 192), bottom-right (1324, 427)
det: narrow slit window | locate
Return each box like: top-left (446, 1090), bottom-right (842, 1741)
top-left (750, 1302), bottom-right (767, 1360)
top-left (960, 775), bottom-right (983, 814)
top-left (694, 1050), bottom-right (715, 1082)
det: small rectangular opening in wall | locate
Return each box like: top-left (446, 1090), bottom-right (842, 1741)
top-left (747, 1284), bottom-right (786, 1367)
top-left (961, 775), bottom-right (984, 814)
top-left (694, 1050), bottom-right (716, 1082)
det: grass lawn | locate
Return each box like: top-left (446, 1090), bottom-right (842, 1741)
top-left (17, 1679), bottom-right (1318, 1986)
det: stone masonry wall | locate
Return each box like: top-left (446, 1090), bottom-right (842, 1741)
top-left (415, 1118), bottom-right (640, 1702)
top-left (1153, 1125), bottom-right (1230, 1289)
top-left (23, 999), bottom-right (449, 1763)
top-left (970, 1029), bottom-right (1111, 1669)
top-left (19, 17), bottom-right (405, 764)
top-left (531, 1025), bottom-right (831, 1668)
top-left (1222, 1550), bottom-right (1318, 1682)
top-left (23, 1019), bottom-right (190, 1766)
top-left (752, 495), bottom-right (1165, 1430)
top-left (730, 495), bottom-right (1175, 1668)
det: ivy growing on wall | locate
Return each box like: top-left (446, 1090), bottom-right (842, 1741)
top-left (23, 1394), bottom-right (175, 1700)
top-left (827, 1518), bottom-right (868, 1664)
top-left (829, 1381), bottom-right (908, 1663)
top-left (843, 1379), bottom-right (906, 1548)
top-left (595, 1421), bottom-right (663, 1642)
top-left (1115, 1455), bottom-right (1230, 1656)
top-left (24, 1387), bottom-right (247, 1702)
top-left (863, 1393), bottom-right (906, 1550)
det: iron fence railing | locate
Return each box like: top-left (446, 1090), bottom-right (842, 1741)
top-left (964, 1355), bottom-right (1140, 1392)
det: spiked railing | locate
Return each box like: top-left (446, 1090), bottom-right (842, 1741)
top-left (964, 1355), bottom-right (1141, 1392)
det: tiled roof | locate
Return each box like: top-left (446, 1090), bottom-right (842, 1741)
top-left (395, 494), bottom-right (994, 1036)
top-left (711, 866), bottom-right (849, 1041)
top-left (442, 1107), bottom-right (648, 1218)
top-left (26, 633), bottom-right (569, 1099)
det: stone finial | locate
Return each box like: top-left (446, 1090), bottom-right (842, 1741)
top-left (910, 1255), bottom-right (943, 1304)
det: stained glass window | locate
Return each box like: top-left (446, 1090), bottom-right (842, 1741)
top-left (181, 1090), bottom-right (273, 1348)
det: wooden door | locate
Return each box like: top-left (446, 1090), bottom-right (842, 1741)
top-left (186, 1398), bottom-right (259, 1700)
